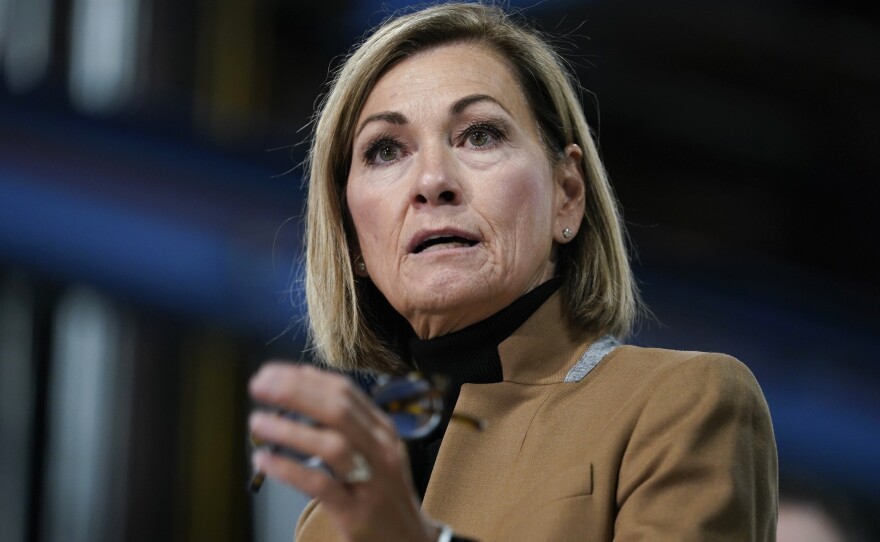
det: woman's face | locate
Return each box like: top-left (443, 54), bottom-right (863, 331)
top-left (346, 43), bottom-right (584, 339)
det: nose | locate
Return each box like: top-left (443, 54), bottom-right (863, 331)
top-left (409, 145), bottom-right (462, 207)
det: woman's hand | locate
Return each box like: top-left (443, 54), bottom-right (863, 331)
top-left (248, 363), bottom-right (441, 542)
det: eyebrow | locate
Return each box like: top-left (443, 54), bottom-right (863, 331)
top-left (354, 94), bottom-right (511, 138)
top-left (450, 93), bottom-right (511, 116)
top-left (355, 111), bottom-right (408, 138)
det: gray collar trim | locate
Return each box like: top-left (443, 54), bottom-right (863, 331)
top-left (564, 334), bottom-right (620, 383)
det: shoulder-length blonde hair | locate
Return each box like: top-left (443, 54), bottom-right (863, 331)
top-left (304, 2), bottom-right (639, 373)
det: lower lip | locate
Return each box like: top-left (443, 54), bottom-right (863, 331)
top-left (412, 242), bottom-right (480, 256)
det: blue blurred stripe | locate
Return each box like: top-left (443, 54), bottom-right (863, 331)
top-left (0, 169), bottom-right (301, 336)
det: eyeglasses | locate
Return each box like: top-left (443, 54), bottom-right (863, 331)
top-left (248, 372), bottom-right (483, 492)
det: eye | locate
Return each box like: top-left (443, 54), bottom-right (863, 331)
top-left (468, 130), bottom-right (491, 147)
top-left (458, 122), bottom-right (506, 150)
top-left (363, 137), bottom-right (404, 166)
top-left (377, 144), bottom-right (399, 162)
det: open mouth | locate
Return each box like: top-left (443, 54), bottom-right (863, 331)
top-left (413, 235), bottom-right (479, 254)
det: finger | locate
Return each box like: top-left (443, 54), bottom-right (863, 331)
top-left (250, 364), bottom-right (395, 462)
top-left (250, 410), bottom-right (366, 481)
top-left (252, 448), bottom-right (353, 507)
top-left (250, 364), bottom-right (359, 422)
top-left (343, 378), bottom-right (400, 448)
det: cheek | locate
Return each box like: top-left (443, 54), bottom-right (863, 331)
top-left (346, 182), bottom-right (396, 259)
top-left (489, 164), bottom-right (555, 231)
top-left (346, 184), bottom-right (377, 246)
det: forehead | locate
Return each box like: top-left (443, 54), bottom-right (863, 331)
top-left (358, 42), bottom-right (532, 123)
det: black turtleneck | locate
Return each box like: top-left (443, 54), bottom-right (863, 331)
top-left (406, 277), bottom-right (562, 499)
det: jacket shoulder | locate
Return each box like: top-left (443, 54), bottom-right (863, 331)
top-left (603, 346), bottom-right (778, 540)
top-left (601, 344), bottom-right (763, 394)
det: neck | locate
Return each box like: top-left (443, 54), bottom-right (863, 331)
top-left (404, 276), bottom-right (563, 499)
top-left (408, 277), bottom-right (562, 388)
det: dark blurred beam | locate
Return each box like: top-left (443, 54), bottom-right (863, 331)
top-left (0, 102), bottom-right (304, 339)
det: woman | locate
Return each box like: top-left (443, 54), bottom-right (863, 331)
top-left (248, 4), bottom-right (778, 541)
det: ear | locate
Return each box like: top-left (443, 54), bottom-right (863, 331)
top-left (552, 143), bottom-right (586, 243)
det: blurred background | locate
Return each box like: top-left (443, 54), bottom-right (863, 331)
top-left (0, 0), bottom-right (877, 541)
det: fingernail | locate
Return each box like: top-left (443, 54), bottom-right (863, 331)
top-left (250, 365), bottom-right (274, 391)
top-left (248, 411), bottom-right (260, 430)
top-left (252, 449), bottom-right (269, 470)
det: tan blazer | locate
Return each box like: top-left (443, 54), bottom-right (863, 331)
top-left (295, 294), bottom-right (778, 541)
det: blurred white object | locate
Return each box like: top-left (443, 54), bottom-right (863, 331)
top-left (777, 501), bottom-right (844, 542)
top-left (68, 0), bottom-right (141, 113)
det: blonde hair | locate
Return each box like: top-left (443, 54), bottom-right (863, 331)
top-left (305, 2), bottom-right (639, 372)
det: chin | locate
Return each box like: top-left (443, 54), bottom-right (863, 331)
top-left (393, 272), bottom-right (510, 334)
